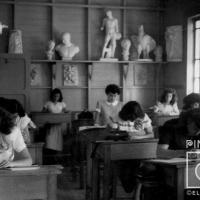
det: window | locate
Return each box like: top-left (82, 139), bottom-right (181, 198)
top-left (187, 16), bottom-right (200, 93)
top-left (193, 19), bottom-right (200, 92)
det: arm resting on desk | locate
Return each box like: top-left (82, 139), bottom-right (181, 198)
top-left (157, 144), bottom-right (186, 159)
top-left (8, 148), bottom-right (32, 167)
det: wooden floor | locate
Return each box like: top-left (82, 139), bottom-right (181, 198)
top-left (57, 167), bottom-right (85, 200)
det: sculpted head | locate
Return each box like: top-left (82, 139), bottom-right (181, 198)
top-left (121, 39), bottom-right (131, 50)
top-left (62, 32), bottom-right (71, 45)
top-left (105, 9), bottom-right (112, 18)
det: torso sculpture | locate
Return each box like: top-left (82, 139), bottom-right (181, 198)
top-left (100, 10), bottom-right (121, 59)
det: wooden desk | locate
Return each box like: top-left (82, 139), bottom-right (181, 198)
top-left (27, 142), bottom-right (44, 164)
top-left (0, 165), bottom-right (61, 200)
top-left (152, 115), bottom-right (179, 127)
top-left (90, 139), bottom-right (158, 200)
top-left (31, 112), bottom-right (71, 127)
top-left (145, 158), bottom-right (200, 200)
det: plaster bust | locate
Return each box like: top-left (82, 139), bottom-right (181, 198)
top-left (46, 40), bottom-right (55, 60)
top-left (55, 32), bottom-right (80, 60)
top-left (121, 38), bottom-right (131, 61)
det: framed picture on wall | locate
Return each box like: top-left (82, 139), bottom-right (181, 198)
top-left (134, 64), bottom-right (155, 86)
top-left (63, 64), bottom-right (79, 86)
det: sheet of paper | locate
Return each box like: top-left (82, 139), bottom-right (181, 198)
top-left (79, 125), bottom-right (106, 131)
top-left (148, 157), bottom-right (186, 164)
top-left (8, 165), bottom-right (40, 171)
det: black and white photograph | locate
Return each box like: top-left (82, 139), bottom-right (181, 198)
top-left (0, 0), bottom-right (200, 200)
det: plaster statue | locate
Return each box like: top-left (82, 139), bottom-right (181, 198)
top-left (130, 35), bottom-right (139, 60)
top-left (154, 45), bottom-right (163, 62)
top-left (46, 40), bottom-right (55, 60)
top-left (0, 22), bottom-right (8, 35)
top-left (165, 25), bottom-right (182, 61)
top-left (121, 38), bottom-right (131, 61)
top-left (132, 25), bottom-right (156, 60)
top-left (100, 9), bottom-right (121, 60)
top-left (55, 32), bottom-right (80, 60)
top-left (8, 30), bottom-right (23, 54)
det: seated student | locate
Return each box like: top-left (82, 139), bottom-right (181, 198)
top-left (152, 88), bottom-right (180, 116)
top-left (0, 107), bottom-right (32, 167)
top-left (116, 101), bottom-right (154, 139)
top-left (182, 92), bottom-right (200, 111)
top-left (0, 97), bottom-right (36, 143)
top-left (157, 108), bottom-right (200, 159)
top-left (95, 84), bottom-right (123, 128)
top-left (159, 93), bottom-right (200, 137)
top-left (116, 101), bottom-right (154, 194)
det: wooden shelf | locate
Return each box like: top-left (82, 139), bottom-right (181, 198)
top-left (31, 59), bottom-right (167, 64)
top-left (0, 1), bottom-right (164, 12)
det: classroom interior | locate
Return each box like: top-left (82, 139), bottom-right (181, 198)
top-left (0, 0), bottom-right (200, 200)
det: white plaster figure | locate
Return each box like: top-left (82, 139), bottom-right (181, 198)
top-left (46, 40), bottom-right (55, 60)
top-left (154, 45), bottom-right (163, 62)
top-left (136, 25), bottom-right (156, 60)
top-left (121, 38), bottom-right (131, 61)
top-left (0, 22), bottom-right (8, 35)
top-left (55, 32), bottom-right (80, 60)
top-left (8, 30), bottom-right (23, 54)
top-left (100, 9), bottom-right (121, 59)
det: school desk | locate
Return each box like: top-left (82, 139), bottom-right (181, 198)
top-left (88, 138), bottom-right (158, 200)
top-left (145, 158), bottom-right (200, 200)
top-left (31, 112), bottom-right (71, 127)
top-left (152, 114), bottom-right (179, 127)
top-left (0, 165), bottom-right (61, 200)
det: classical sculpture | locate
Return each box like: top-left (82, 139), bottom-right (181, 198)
top-left (100, 9), bottom-right (121, 60)
top-left (154, 45), bottom-right (163, 62)
top-left (8, 30), bottom-right (23, 54)
top-left (46, 40), bottom-right (55, 60)
top-left (131, 25), bottom-right (156, 60)
top-left (0, 22), bottom-right (8, 35)
top-left (165, 25), bottom-right (183, 61)
top-left (55, 32), bottom-right (80, 60)
top-left (121, 38), bottom-right (131, 61)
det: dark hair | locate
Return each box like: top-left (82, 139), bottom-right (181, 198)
top-left (0, 97), bottom-right (25, 117)
top-left (182, 93), bottom-right (200, 110)
top-left (119, 101), bottom-right (145, 121)
top-left (180, 108), bottom-right (200, 130)
top-left (0, 107), bottom-right (15, 135)
top-left (50, 88), bottom-right (63, 102)
top-left (105, 84), bottom-right (120, 95)
top-left (160, 88), bottom-right (178, 105)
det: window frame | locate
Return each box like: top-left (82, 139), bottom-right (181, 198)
top-left (187, 15), bottom-right (200, 94)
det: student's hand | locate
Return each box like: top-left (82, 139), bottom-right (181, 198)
top-left (134, 119), bottom-right (143, 130)
top-left (111, 123), bottom-right (118, 129)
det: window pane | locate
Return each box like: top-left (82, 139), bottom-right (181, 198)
top-left (196, 20), bottom-right (200, 28)
top-left (194, 60), bottom-right (200, 77)
top-left (194, 78), bottom-right (200, 93)
top-left (195, 29), bottom-right (200, 59)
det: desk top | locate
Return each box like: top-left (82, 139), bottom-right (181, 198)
top-left (94, 138), bottom-right (158, 145)
top-left (94, 138), bottom-right (158, 160)
top-left (145, 158), bottom-right (198, 168)
top-left (0, 165), bottom-right (62, 176)
top-left (31, 112), bottom-right (71, 125)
